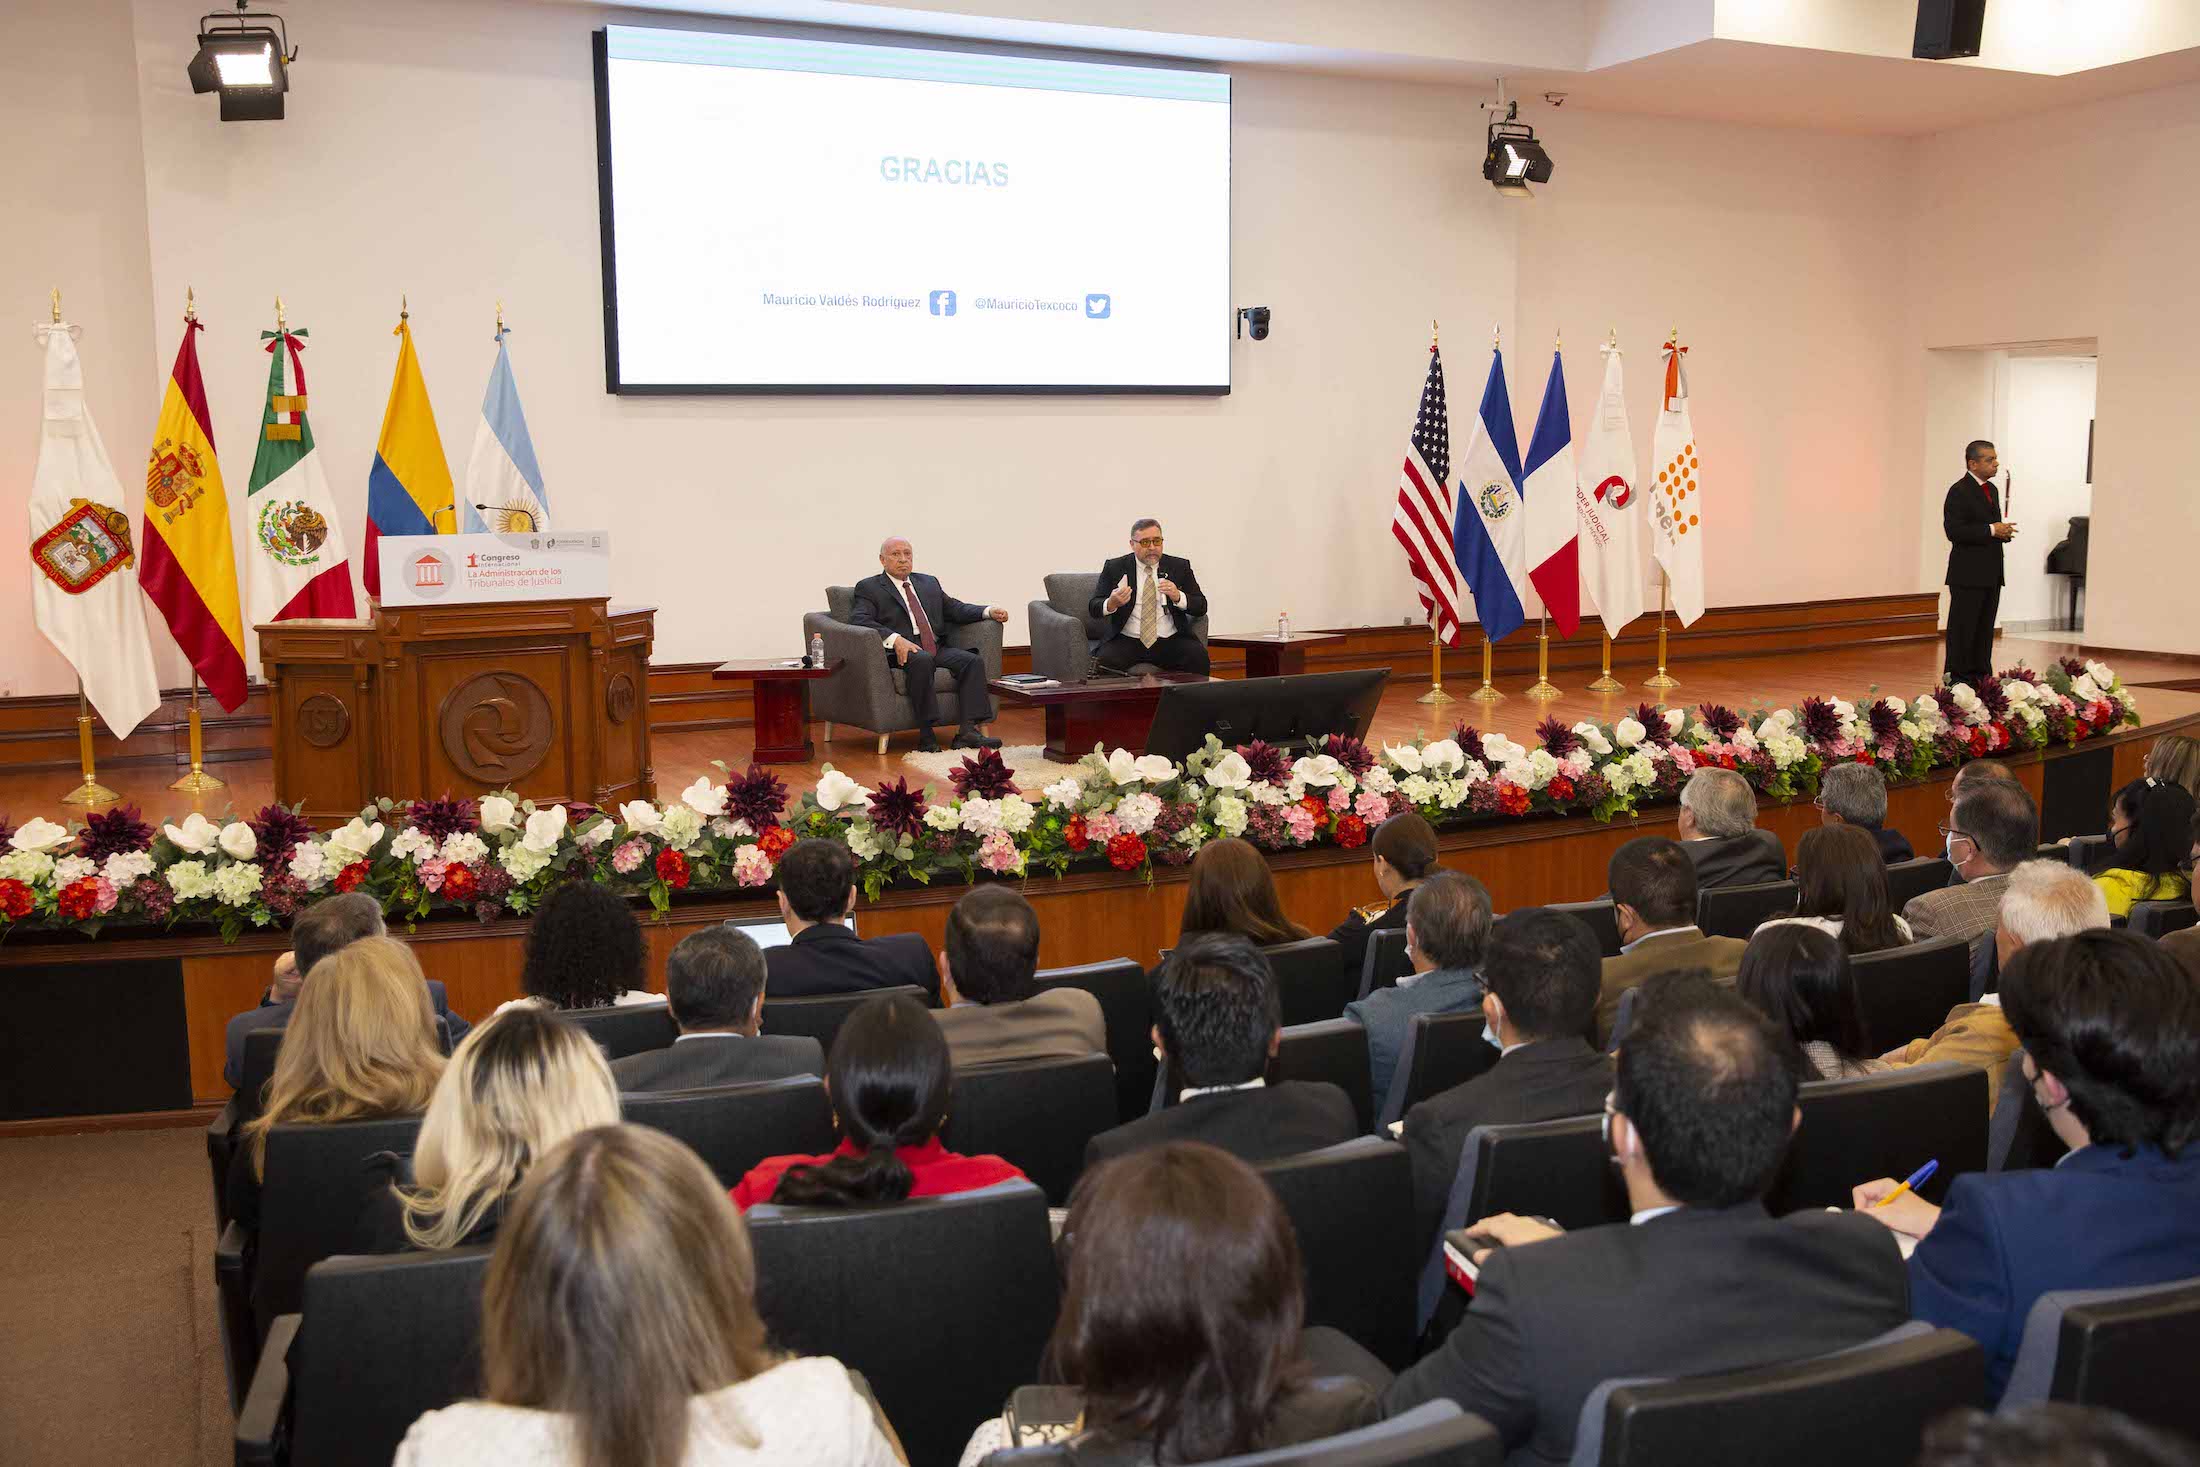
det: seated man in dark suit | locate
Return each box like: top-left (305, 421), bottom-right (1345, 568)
top-left (847, 535), bottom-right (1009, 752)
top-left (1594, 836), bottom-right (1748, 1046)
top-left (1403, 907), bottom-right (1616, 1256)
top-left (1378, 985), bottom-right (1909, 1467)
top-left (1344, 870), bottom-right (1492, 1104)
top-left (1677, 765), bottom-right (1786, 890)
top-left (611, 926), bottom-right (822, 1092)
top-left (1085, 933), bottom-right (1357, 1168)
top-left (1856, 929), bottom-right (2200, 1402)
top-left (931, 886), bottom-right (1105, 1069)
top-left (1089, 517), bottom-right (1210, 675)
top-left (762, 839), bottom-right (937, 1000)
top-left (1810, 761), bottom-right (1915, 867)
top-left (223, 891), bottom-right (470, 1089)
top-left (1904, 777), bottom-right (2037, 961)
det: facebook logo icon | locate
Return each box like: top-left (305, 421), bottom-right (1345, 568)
top-left (1084, 293), bottom-right (1112, 319)
top-left (929, 290), bottom-right (956, 316)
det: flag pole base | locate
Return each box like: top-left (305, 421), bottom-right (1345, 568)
top-left (1642, 581), bottom-right (1680, 690)
top-left (168, 686), bottom-right (225, 793)
top-left (1587, 634), bottom-right (1624, 692)
top-left (61, 779), bottom-right (120, 808)
top-left (1416, 623), bottom-right (1454, 703)
top-left (1642, 672), bottom-right (1681, 691)
top-left (1417, 686), bottom-right (1456, 705)
top-left (1524, 680), bottom-right (1561, 699)
top-left (169, 769), bottom-right (225, 794)
top-left (1524, 625), bottom-right (1560, 701)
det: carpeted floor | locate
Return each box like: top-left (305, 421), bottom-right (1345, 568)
top-left (0, 1128), bottom-right (229, 1467)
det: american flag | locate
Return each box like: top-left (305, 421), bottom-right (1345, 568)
top-left (1392, 346), bottom-right (1468, 646)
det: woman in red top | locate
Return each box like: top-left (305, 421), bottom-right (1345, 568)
top-left (732, 992), bottom-right (1025, 1210)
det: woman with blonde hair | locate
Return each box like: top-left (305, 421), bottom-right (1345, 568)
top-left (1179, 837), bottom-right (1311, 948)
top-left (2144, 733), bottom-right (2200, 800)
top-left (359, 1008), bottom-right (620, 1252)
top-left (397, 1124), bottom-right (902, 1467)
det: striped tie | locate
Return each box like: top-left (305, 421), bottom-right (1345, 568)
top-left (1139, 566), bottom-right (1159, 648)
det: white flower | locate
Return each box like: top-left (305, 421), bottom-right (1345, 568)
top-left (1290, 754), bottom-right (1344, 789)
top-left (1132, 754), bottom-right (1177, 783)
top-left (390, 827), bottom-right (437, 864)
top-left (1564, 749), bottom-right (1594, 777)
top-left (658, 805), bottom-right (703, 851)
top-left (1459, 759), bottom-right (1490, 788)
top-left (1210, 794), bottom-right (1248, 836)
top-left (163, 812), bottom-right (221, 855)
top-left (2002, 679), bottom-right (2036, 704)
top-left (1623, 752), bottom-right (1657, 787)
top-left (1174, 824), bottom-right (1207, 852)
top-left (441, 831), bottom-right (489, 866)
top-left (477, 795), bottom-right (519, 834)
top-left (813, 769), bottom-right (871, 813)
top-left (1438, 778), bottom-right (1472, 809)
top-left (710, 817), bottom-right (753, 840)
top-left (1613, 717), bottom-right (1647, 749)
top-left (288, 843), bottom-right (330, 890)
top-left (617, 799), bottom-right (664, 835)
top-left (1361, 766), bottom-right (1396, 796)
top-left (1383, 743), bottom-right (1423, 774)
top-left (848, 824), bottom-right (886, 861)
top-left (1115, 792), bottom-right (1164, 835)
top-left (1420, 739), bottom-right (1467, 776)
top-left (212, 861), bottom-right (263, 906)
top-left (1043, 776), bottom-right (1084, 809)
top-left (958, 798), bottom-right (1003, 835)
top-left (1766, 733), bottom-right (1809, 769)
top-left (2070, 674), bottom-right (2100, 702)
top-left (1663, 708), bottom-right (1687, 735)
top-left (500, 842), bottom-right (550, 881)
top-left (1830, 697), bottom-right (1857, 723)
top-left (1604, 761), bottom-right (1636, 794)
top-left (1883, 696), bottom-right (1908, 716)
top-left (1247, 781), bottom-right (1292, 807)
top-left (522, 805), bottom-right (569, 854)
top-left (1950, 684), bottom-right (1982, 710)
top-left (2084, 660), bottom-right (2113, 687)
top-left (1898, 720), bottom-right (1921, 740)
top-left (0, 849), bottom-right (53, 884)
top-left (103, 850), bottom-right (155, 887)
top-left (1501, 759), bottom-right (1538, 789)
top-left (53, 854), bottom-right (94, 887)
top-left (679, 777), bottom-right (729, 817)
top-left (1103, 749), bottom-right (1143, 784)
top-left (1730, 725), bottom-right (1760, 753)
top-left (1527, 749), bottom-right (1560, 786)
top-left (1203, 751), bottom-right (1253, 789)
top-left (323, 818), bottom-right (385, 863)
top-left (923, 805), bottom-right (962, 832)
top-left (997, 796), bottom-right (1035, 834)
top-left (1479, 734), bottom-right (1526, 767)
top-left (210, 822), bottom-right (255, 861)
top-left (1571, 722), bottom-right (1614, 756)
top-left (9, 817), bottom-right (70, 854)
top-left (165, 859), bottom-right (214, 900)
top-left (577, 819), bottom-right (616, 851)
top-left (1399, 774), bottom-right (1436, 804)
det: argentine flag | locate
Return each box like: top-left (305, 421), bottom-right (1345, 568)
top-left (1452, 348), bottom-right (1528, 643)
top-left (461, 327), bottom-right (549, 535)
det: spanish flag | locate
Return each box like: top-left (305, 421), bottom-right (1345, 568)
top-left (139, 316), bottom-right (248, 710)
top-left (362, 312), bottom-right (455, 599)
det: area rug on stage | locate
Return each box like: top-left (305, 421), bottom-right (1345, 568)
top-left (901, 744), bottom-right (1083, 790)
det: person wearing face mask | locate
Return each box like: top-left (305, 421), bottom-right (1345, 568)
top-left (1904, 778), bottom-right (2039, 961)
top-left (1399, 908), bottom-right (1614, 1259)
top-left (1855, 930), bottom-right (2200, 1404)
top-left (1343, 871), bottom-right (1492, 1106)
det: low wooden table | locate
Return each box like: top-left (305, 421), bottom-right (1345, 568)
top-left (987, 672), bottom-right (1207, 761)
top-left (711, 658), bottom-right (842, 764)
top-left (1207, 631), bottom-right (1346, 679)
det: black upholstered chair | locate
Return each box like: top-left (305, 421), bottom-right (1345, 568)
top-left (1418, 1115), bottom-right (1626, 1327)
top-left (2129, 900), bottom-right (2198, 940)
top-left (944, 1055), bottom-right (1118, 1204)
top-left (761, 985), bottom-right (927, 1054)
top-left (1849, 935), bottom-right (1971, 1056)
top-left (208, 1026), bottom-right (287, 1227)
top-left (747, 1180), bottom-right (1058, 1467)
top-left (1768, 1061), bottom-right (1986, 1214)
top-left (1258, 1137), bottom-right (1419, 1368)
top-left (620, 1076), bottom-right (837, 1188)
top-left (563, 1001), bottom-right (678, 1060)
top-left (1548, 899), bottom-right (1623, 959)
top-left (1988, 1061), bottom-right (2069, 1173)
top-left (234, 1246), bottom-right (491, 1467)
top-left (1378, 1012), bottom-right (1498, 1130)
top-left (1358, 927), bottom-right (1415, 1000)
top-left (1036, 958), bottom-right (1154, 1123)
top-left (985, 1399), bottom-right (1497, 1467)
top-left (1272, 1018), bottom-right (1377, 1134)
top-left (1883, 856), bottom-right (1955, 911)
top-left (2063, 834), bottom-right (2107, 869)
top-left (1696, 880), bottom-right (1800, 940)
top-left (1265, 936), bottom-right (1355, 1028)
top-left (1999, 1275), bottom-right (2200, 1435)
top-left (1605, 986), bottom-right (1645, 1052)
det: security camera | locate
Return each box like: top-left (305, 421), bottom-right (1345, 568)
top-left (1237, 306), bottom-right (1271, 341)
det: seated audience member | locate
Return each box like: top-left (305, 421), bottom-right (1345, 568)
top-left (1736, 925), bottom-right (1889, 1081)
top-left (1907, 777), bottom-right (2038, 956)
top-left (931, 887), bottom-right (1104, 1069)
top-left (1343, 871), bottom-right (1492, 1103)
top-left (763, 839), bottom-right (935, 999)
top-left (1948, 757), bottom-right (2019, 806)
top-left (1917, 1403), bottom-right (2200, 1467)
top-left (1676, 766), bottom-right (1786, 890)
top-left (731, 993), bottom-right (1023, 1209)
top-left (1178, 837), bottom-right (1312, 947)
top-left (1085, 934), bottom-right (1358, 1168)
top-left (2143, 732), bottom-right (2200, 801)
top-left (2087, 777), bottom-right (2194, 917)
top-left (396, 1125), bottom-right (901, 1467)
top-left (958, 1143), bottom-right (1377, 1467)
top-left (1595, 836), bottom-right (1749, 1046)
top-left (1328, 812), bottom-right (1440, 985)
top-left (612, 928), bottom-right (823, 1093)
top-left (499, 879), bottom-right (664, 1015)
top-left (1402, 908), bottom-right (1615, 1255)
top-left (1810, 762), bottom-right (1915, 865)
top-left (1856, 930), bottom-right (2200, 1402)
top-left (1884, 860), bottom-right (2109, 1107)
top-left (2163, 808), bottom-right (2200, 982)
top-left (224, 891), bottom-right (468, 1089)
top-left (362, 1008), bottom-right (620, 1252)
top-left (229, 935), bottom-right (447, 1240)
top-left (1381, 986), bottom-right (1908, 1466)
top-left (1760, 824), bottom-right (1913, 954)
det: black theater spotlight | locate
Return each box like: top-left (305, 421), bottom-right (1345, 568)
top-left (1236, 306), bottom-right (1271, 341)
top-left (187, 3), bottom-right (296, 122)
top-left (1482, 104), bottom-right (1553, 199)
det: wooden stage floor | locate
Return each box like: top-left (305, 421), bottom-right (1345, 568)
top-left (7, 635), bottom-right (2196, 817)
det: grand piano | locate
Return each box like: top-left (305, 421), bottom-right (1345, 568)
top-left (2044, 515), bottom-right (2088, 630)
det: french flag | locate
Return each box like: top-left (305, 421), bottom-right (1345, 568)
top-left (1523, 349), bottom-right (1582, 638)
top-left (1452, 348), bottom-right (1527, 643)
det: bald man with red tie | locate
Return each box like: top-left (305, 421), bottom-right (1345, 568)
top-left (1943, 440), bottom-right (2017, 690)
top-left (849, 536), bottom-right (1009, 752)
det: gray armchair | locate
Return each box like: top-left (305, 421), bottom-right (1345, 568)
top-left (803, 586), bottom-right (1004, 753)
top-left (1028, 571), bottom-right (1209, 682)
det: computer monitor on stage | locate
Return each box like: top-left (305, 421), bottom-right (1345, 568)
top-left (1143, 669), bottom-right (1388, 762)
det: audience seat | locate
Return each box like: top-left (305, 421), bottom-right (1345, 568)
top-left (2128, 900), bottom-right (2198, 940)
top-left (1035, 958), bottom-right (1154, 1123)
top-left (1696, 880), bottom-right (1799, 941)
top-left (1258, 1137), bottom-right (1419, 1369)
top-left (1266, 937), bottom-right (1356, 1028)
top-left (1605, 987), bottom-right (1645, 1052)
top-left (747, 1179), bottom-right (1058, 1467)
top-left (2062, 835), bottom-right (2107, 869)
top-left (234, 1246), bottom-right (491, 1467)
top-left (1548, 899), bottom-right (1623, 959)
top-left (1998, 1275), bottom-right (2200, 1436)
top-left (1377, 1012), bottom-right (1498, 1130)
top-left (562, 1001), bottom-right (678, 1059)
top-left (1272, 1018), bottom-right (1377, 1134)
top-left (1768, 1061), bottom-right (1985, 1214)
top-left (1883, 857), bottom-right (1955, 912)
top-left (762, 985), bottom-right (927, 1054)
top-left (1358, 927), bottom-right (1414, 1000)
top-left (1418, 1116), bottom-right (1626, 1328)
top-left (1849, 935), bottom-right (1971, 1056)
top-left (944, 1054), bottom-right (1118, 1205)
top-left (1576, 1322), bottom-right (1984, 1467)
top-left (1987, 1062), bottom-right (2069, 1173)
top-left (207, 1026), bottom-right (287, 1227)
top-left (984, 1398), bottom-right (1498, 1467)
top-left (620, 1077), bottom-right (837, 1188)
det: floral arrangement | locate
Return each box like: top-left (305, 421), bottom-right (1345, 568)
top-left (0, 662), bottom-right (2143, 940)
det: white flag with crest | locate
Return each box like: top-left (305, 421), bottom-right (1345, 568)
top-left (1575, 343), bottom-right (1646, 641)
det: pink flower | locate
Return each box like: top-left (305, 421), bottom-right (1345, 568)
top-left (419, 856), bottom-right (449, 893)
top-left (733, 845), bottom-right (774, 887)
top-left (1670, 748), bottom-right (1697, 773)
top-left (91, 877), bottom-right (119, 915)
top-left (1326, 785), bottom-right (1353, 814)
top-left (612, 838), bottom-right (648, 875)
top-left (978, 830), bottom-right (1024, 875)
top-left (1083, 812), bottom-right (1121, 845)
top-left (1283, 806), bottom-right (1317, 843)
top-left (1354, 790), bottom-right (1390, 823)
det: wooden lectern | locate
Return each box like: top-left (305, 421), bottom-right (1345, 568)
top-left (259, 599), bottom-right (655, 823)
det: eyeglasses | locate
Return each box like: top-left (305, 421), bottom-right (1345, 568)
top-left (1936, 822), bottom-right (1974, 846)
top-left (1132, 535), bottom-right (1164, 547)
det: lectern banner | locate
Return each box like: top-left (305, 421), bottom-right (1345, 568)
top-left (377, 531), bottom-right (611, 606)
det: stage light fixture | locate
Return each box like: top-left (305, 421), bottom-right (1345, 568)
top-left (1482, 104), bottom-right (1553, 199)
top-left (187, 3), bottom-right (295, 122)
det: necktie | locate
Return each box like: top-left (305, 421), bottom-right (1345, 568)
top-left (1139, 566), bottom-right (1159, 648)
top-left (901, 581), bottom-right (937, 654)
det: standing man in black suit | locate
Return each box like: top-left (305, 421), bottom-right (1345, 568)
top-left (763, 839), bottom-right (939, 1001)
top-left (611, 927), bottom-right (823, 1092)
top-left (848, 536), bottom-right (1008, 752)
top-left (1089, 517), bottom-right (1211, 674)
top-left (1943, 439), bottom-right (2017, 689)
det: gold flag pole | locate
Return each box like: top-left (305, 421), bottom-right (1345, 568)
top-left (1644, 573), bottom-right (1680, 690)
top-left (1468, 635), bottom-right (1502, 703)
top-left (50, 286), bottom-right (61, 324)
top-left (1525, 614), bottom-right (1560, 700)
top-left (1588, 634), bottom-right (1624, 693)
top-left (1416, 622), bottom-right (1454, 705)
top-left (60, 682), bottom-right (118, 807)
top-left (168, 286), bottom-right (225, 795)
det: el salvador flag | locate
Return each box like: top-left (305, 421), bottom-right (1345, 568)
top-left (460, 328), bottom-right (549, 534)
top-left (1452, 348), bottom-right (1528, 642)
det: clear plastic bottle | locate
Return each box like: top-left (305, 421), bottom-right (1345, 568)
top-left (1277, 610), bottom-right (1291, 640)
top-left (809, 631), bottom-right (825, 668)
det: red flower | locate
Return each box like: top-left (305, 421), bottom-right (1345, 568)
top-left (1105, 832), bottom-right (1147, 871)
top-left (1299, 795), bottom-right (1331, 830)
top-left (1855, 751), bottom-right (1877, 765)
top-left (441, 863), bottom-right (479, 902)
top-left (1546, 775), bottom-right (1576, 803)
top-left (333, 860), bottom-right (370, 893)
top-left (655, 848), bottom-right (691, 889)
top-left (0, 878), bottom-right (32, 919)
top-left (1966, 728), bottom-right (1989, 757)
top-left (755, 825), bottom-right (795, 864)
top-left (56, 878), bottom-right (101, 920)
top-left (1333, 814), bottom-right (1369, 849)
top-left (1496, 782), bottom-right (1530, 817)
top-left (1064, 815), bottom-right (1090, 852)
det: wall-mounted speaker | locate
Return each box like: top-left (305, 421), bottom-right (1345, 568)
top-left (1913, 0), bottom-right (1987, 60)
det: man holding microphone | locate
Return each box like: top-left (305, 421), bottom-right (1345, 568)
top-left (1942, 439), bottom-right (2016, 690)
top-left (1089, 517), bottom-right (1210, 674)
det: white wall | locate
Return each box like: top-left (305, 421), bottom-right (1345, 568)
top-left (1995, 356), bottom-right (2095, 628)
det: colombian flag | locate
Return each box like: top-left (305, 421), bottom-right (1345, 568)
top-left (362, 313), bottom-right (455, 599)
top-left (139, 318), bottom-right (248, 710)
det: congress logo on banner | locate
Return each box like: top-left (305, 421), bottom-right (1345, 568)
top-left (32, 499), bottom-right (135, 594)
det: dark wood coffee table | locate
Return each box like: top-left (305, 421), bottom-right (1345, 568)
top-left (1206, 631), bottom-right (1347, 679)
top-left (987, 672), bottom-right (1207, 761)
top-left (711, 658), bottom-right (842, 764)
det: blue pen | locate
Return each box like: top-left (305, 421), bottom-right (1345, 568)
top-left (1872, 1158), bottom-right (1938, 1209)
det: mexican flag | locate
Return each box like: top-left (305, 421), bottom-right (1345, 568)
top-left (245, 326), bottom-right (356, 623)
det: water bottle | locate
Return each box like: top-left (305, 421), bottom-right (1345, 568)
top-left (808, 631), bottom-right (825, 668)
top-left (1277, 610), bottom-right (1290, 641)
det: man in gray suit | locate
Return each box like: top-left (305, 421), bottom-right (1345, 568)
top-left (610, 927), bottom-right (822, 1092)
top-left (1904, 778), bottom-right (2038, 962)
top-left (932, 887), bottom-right (1104, 1069)
top-left (1676, 766), bottom-right (1786, 890)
